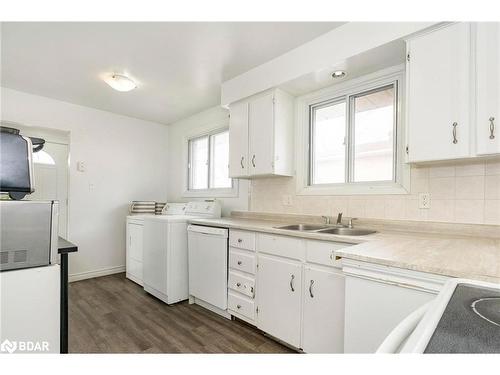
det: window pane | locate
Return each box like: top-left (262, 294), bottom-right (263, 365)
top-left (353, 86), bottom-right (395, 182)
top-left (311, 101), bottom-right (346, 184)
top-left (189, 136), bottom-right (209, 189)
top-left (210, 131), bottom-right (231, 188)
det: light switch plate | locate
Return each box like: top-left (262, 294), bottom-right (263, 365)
top-left (418, 193), bottom-right (430, 209)
top-left (77, 161), bottom-right (86, 172)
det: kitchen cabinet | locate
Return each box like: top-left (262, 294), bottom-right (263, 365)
top-left (476, 22), bottom-right (500, 155)
top-left (126, 217), bottom-right (144, 286)
top-left (406, 23), bottom-right (472, 162)
top-left (228, 88), bottom-right (294, 178)
top-left (257, 254), bottom-right (303, 348)
top-left (302, 265), bottom-right (345, 353)
top-left (228, 100), bottom-right (249, 178)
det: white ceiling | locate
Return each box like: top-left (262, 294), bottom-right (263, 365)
top-left (1, 22), bottom-right (343, 125)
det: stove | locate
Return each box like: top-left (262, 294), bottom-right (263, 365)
top-left (425, 284), bottom-right (500, 353)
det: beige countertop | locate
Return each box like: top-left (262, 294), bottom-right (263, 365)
top-left (189, 216), bottom-right (500, 283)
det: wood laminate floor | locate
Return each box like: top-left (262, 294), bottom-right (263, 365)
top-left (69, 273), bottom-right (294, 353)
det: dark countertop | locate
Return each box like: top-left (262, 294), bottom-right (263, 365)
top-left (58, 237), bottom-right (78, 254)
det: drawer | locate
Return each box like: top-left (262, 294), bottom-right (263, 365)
top-left (228, 292), bottom-right (255, 321)
top-left (229, 249), bottom-right (256, 275)
top-left (229, 230), bottom-right (256, 251)
top-left (306, 240), bottom-right (352, 268)
top-left (228, 271), bottom-right (255, 298)
top-left (257, 233), bottom-right (305, 260)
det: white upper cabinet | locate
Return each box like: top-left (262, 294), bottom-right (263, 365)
top-left (406, 23), bottom-right (472, 162)
top-left (228, 88), bottom-right (294, 178)
top-left (476, 23), bottom-right (500, 155)
top-left (228, 100), bottom-right (249, 178)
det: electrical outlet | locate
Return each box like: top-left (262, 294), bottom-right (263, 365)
top-left (418, 193), bottom-right (430, 209)
top-left (282, 194), bottom-right (293, 206)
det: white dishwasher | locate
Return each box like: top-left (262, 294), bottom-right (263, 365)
top-left (187, 224), bottom-right (230, 319)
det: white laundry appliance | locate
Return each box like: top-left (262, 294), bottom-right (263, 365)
top-left (142, 201), bottom-right (221, 304)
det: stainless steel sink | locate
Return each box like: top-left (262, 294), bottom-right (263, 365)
top-left (317, 227), bottom-right (376, 236)
top-left (274, 224), bottom-right (329, 231)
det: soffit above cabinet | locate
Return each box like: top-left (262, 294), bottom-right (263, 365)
top-left (221, 22), bottom-right (438, 106)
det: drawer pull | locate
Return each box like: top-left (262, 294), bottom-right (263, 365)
top-left (289, 274), bottom-right (295, 292)
top-left (236, 304), bottom-right (242, 309)
top-left (251, 286), bottom-right (255, 298)
top-left (237, 238), bottom-right (243, 243)
top-left (490, 117), bottom-right (496, 140)
top-left (236, 282), bottom-right (241, 287)
top-left (240, 156), bottom-right (245, 169)
top-left (237, 260), bottom-right (242, 265)
top-left (309, 279), bottom-right (315, 298)
top-left (452, 122), bottom-right (458, 144)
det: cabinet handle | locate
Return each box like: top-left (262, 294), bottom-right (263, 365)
top-left (490, 117), bottom-right (496, 140)
top-left (251, 154), bottom-right (256, 168)
top-left (452, 122), bottom-right (458, 144)
top-left (251, 286), bottom-right (255, 298)
top-left (237, 260), bottom-right (242, 265)
top-left (236, 304), bottom-right (242, 309)
top-left (240, 156), bottom-right (245, 169)
top-left (237, 238), bottom-right (242, 243)
top-left (289, 274), bottom-right (295, 292)
top-left (236, 282), bottom-right (241, 287)
top-left (309, 280), bottom-right (314, 298)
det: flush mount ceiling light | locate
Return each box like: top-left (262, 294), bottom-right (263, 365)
top-left (103, 73), bottom-right (137, 92)
top-left (331, 70), bottom-right (347, 79)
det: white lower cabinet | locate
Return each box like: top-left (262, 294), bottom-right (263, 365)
top-left (302, 265), bottom-right (345, 353)
top-left (126, 217), bottom-right (144, 286)
top-left (256, 254), bottom-right (303, 348)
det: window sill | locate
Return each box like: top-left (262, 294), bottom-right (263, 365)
top-left (296, 182), bottom-right (409, 196)
top-left (182, 183), bottom-right (239, 198)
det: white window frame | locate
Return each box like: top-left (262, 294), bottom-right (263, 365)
top-left (183, 125), bottom-right (238, 198)
top-left (296, 65), bottom-right (410, 196)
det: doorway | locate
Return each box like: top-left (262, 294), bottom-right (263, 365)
top-left (16, 124), bottom-right (70, 238)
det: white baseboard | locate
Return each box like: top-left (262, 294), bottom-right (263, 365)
top-left (69, 265), bottom-right (125, 283)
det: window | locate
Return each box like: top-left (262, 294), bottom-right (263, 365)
top-left (188, 129), bottom-right (232, 191)
top-left (309, 83), bottom-right (397, 186)
top-left (32, 150), bottom-right (56, 165)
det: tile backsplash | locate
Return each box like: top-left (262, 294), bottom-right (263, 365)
top-left (249, 159), bottom-right (500, 225)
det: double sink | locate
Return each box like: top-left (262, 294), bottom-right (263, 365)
top-left (275, 224), bottom-right (376, 236)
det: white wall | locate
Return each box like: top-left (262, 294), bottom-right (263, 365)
top-left (1, 88), bottom-right (169, 280)
top-left (167, 105), bottom-right (249, 216)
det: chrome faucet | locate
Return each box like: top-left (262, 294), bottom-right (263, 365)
top-left (321, 215), bottom-right (331, 225)
top-left (348, 218), bottom-right (358, 229)
top-left (336, 212), bottom-right (343, 226)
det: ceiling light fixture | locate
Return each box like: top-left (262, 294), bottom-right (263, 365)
top-left (331, 70), bottom-right (347, 79)
top-left (103, 73), bottom-right (137, 92)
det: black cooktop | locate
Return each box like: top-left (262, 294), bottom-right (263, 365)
top-left (425, 284), bottom-right (500, 353)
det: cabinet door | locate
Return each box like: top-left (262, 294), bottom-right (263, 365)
top-left (248, 93), bottom-right (275, 176)
top-left (407, 23), bottom-right (471, 162)
top-left (302, 266), bottom-right (345, 353)
top-left (126, 222), bottom-right (143, 283)
top-left (229, 101), bottom-right (249, 177)
top-left (476, 23), bottom-right (500, 155)
top-left (257, 255), bottom-right (302, 348)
